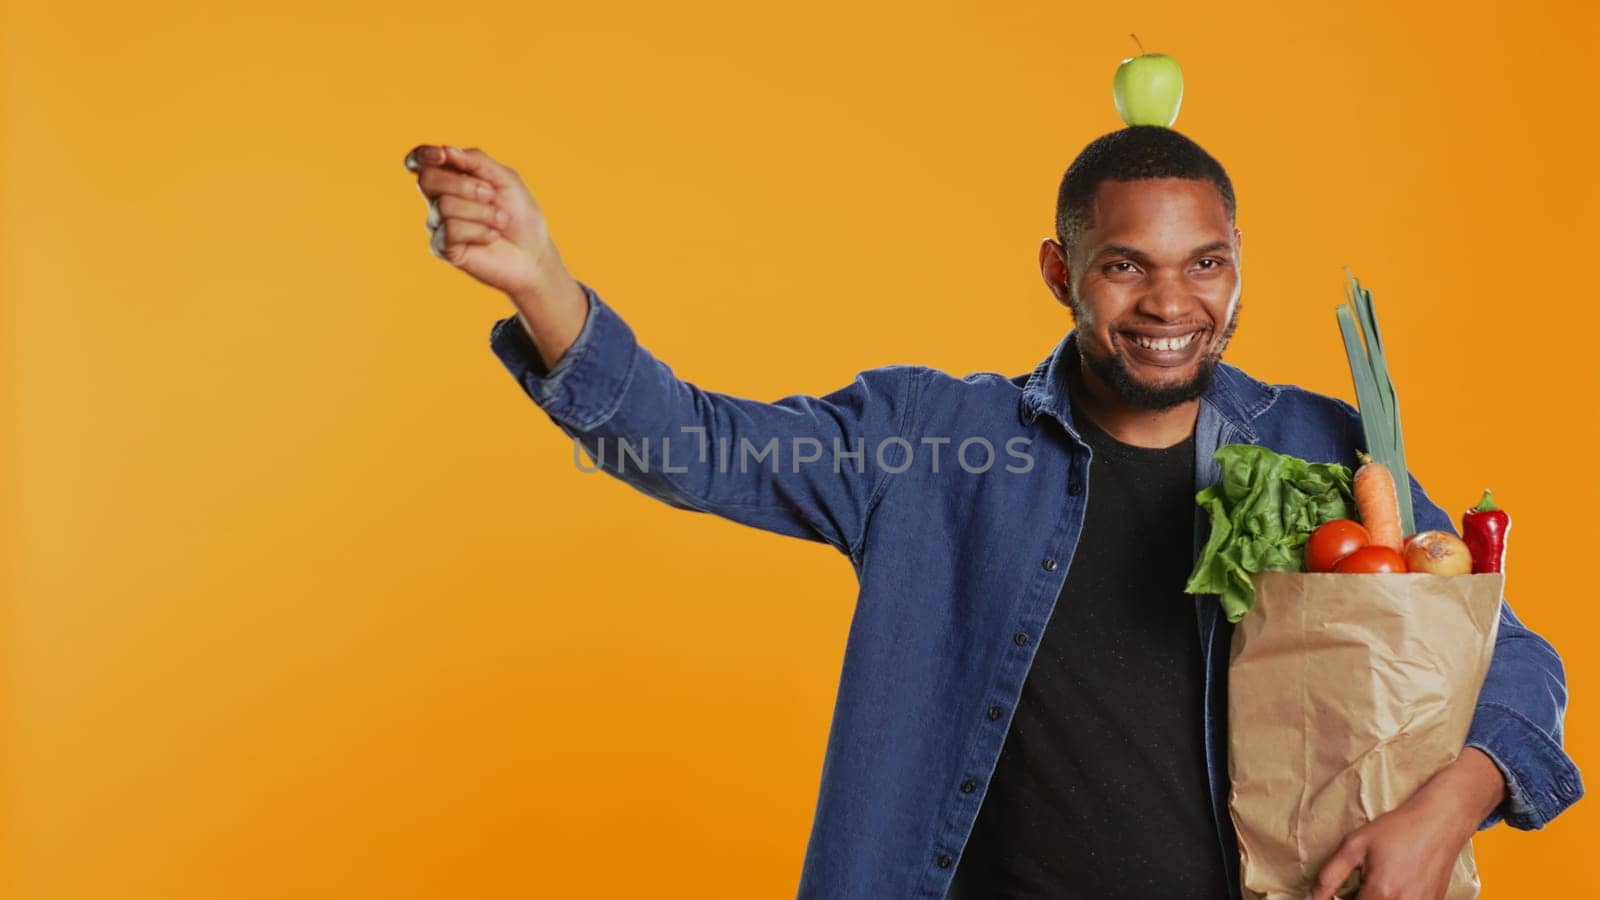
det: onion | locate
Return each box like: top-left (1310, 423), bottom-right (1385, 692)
top-left (1401, 530), bottom-right (1473, 576)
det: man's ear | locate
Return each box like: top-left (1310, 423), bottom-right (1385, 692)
top-left (1234, 227), bottom-right (1243, 266)
top-left (1038, 238), bottom-right (1072, 308)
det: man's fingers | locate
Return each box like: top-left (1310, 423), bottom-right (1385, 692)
top-left (437, 218), bottom-right (501, 247)
top-left (1310, 834), bottom-right (1367, 900)
top-left (416, 165), bottom-right (497, 203)
top-left (403, 144), bottom-right (445, 173)
top-left (426, 194), bottom-right (506, 232)
top-left (429, 218), bottom-right (501, 265)
top-left (442, 146), bottom-right (519, 189)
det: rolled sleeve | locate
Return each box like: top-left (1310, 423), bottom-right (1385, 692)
top-left (488, 280), bottom-right (637, 431)
top-left (1466, 700), bottom-right (1585, 831)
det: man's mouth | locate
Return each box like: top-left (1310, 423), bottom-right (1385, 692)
top-left (1128, 331), bottom-right (1201, 352)
top-left (1118, 328), bottom-right (1208, 367)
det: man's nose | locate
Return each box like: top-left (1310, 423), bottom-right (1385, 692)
top-left (1137, 270), bottom-right (1190, 320)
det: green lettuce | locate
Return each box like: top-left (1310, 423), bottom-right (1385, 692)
top-left (1184, 444), bottom-right (1356, 623)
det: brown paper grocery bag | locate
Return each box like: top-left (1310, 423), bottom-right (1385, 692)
top-left (1228, 571), bottom-right (1504, 900)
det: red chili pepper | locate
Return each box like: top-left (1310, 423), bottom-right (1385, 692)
top-left (1461, 489), bottom-right (1511, 574)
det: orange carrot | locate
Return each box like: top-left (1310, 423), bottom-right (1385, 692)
top-left (1353, 450), bottom-right (1404, 552)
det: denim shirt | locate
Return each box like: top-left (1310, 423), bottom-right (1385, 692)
top-left (489, 281), bottom-right (1582, 900)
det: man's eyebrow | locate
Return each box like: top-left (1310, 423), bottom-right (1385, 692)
top-left (1190, 240), bottom-right (1232, 257)
top-left (1091, 243), bottom-right (1152, 263)
top-left (1091, 240), bottom-right (1233, 262)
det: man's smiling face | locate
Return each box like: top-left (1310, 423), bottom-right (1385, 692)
top-left (1051, 177), bottom-right (1242, 410)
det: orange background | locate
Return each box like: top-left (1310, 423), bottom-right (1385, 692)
top-left (4, 1), bottom-right (1596, 897)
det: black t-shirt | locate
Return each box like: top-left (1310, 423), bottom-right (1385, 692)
top-left (947, 403), bottom-right (1230, 900)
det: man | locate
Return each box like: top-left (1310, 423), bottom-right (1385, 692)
top-left (402, 127), bottom-right (1581, 899)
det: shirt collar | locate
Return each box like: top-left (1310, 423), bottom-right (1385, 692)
top-left (1017, 328), bottom-right (1272, 443)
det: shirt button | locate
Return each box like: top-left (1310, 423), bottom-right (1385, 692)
top-left (1014, 631), bottom-right (1030, 646)
top-left (960, 778), bottom-right (976, 793)
top-left (1041, 557), bottom-right (1058, 571)
top-left (987, 705), bottom-right (1002, 721)
top-left (937, 853), bottom-right (953, 869)
top-left (1068, 482), bottom-right (1083, 496)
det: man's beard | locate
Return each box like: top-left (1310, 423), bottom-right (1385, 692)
top-left (1071, 296), bottom-right (1241, 411)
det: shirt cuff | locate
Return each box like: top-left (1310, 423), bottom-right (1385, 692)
top-left (488, 280), bottom-right (638, 432)
top-left (1465, 700), bottom-right (1584, 830)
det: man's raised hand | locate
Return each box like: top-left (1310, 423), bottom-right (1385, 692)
top-left (403, 144), bottom-right (563, 300)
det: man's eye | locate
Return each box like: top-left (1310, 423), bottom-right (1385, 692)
top-left (1104, 261), bottom-right (1138, 274)
top-left (1196, 257), bottom-right (1225, 270)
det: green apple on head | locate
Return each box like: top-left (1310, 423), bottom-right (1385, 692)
top-left (1112, 34), bottom-right (1184, 127)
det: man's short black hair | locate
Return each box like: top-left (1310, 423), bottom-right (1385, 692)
top-left (1054, 126), bottom-right (1236, 252)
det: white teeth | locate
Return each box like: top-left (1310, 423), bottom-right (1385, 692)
top-left (1131, 332), bottom-right (1199, 351)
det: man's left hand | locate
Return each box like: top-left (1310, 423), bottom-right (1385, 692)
top-left (1310, 747), bottom-right (1506, 900)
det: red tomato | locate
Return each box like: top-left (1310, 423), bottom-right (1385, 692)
top-left (1306, 519), bottom-right (1371, 572)
top-left (1332, 544), bottom-right (1408, 574)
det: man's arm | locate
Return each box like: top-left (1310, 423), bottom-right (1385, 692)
top-left (1406, 476), bottom-right (1584, 831)
top-left (488, 277), bottom-right (921, 558)
top-left (1328, 398), bottom-right (1583, 831)
top-left (1310, 744), bottom-right (1509, 900)
top-left (1311, 465), bottom-right (1582, 899)
top-left (404, 142), bottom-right (922, 559)
top-left (507, 256), bottom-right (589, 372)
